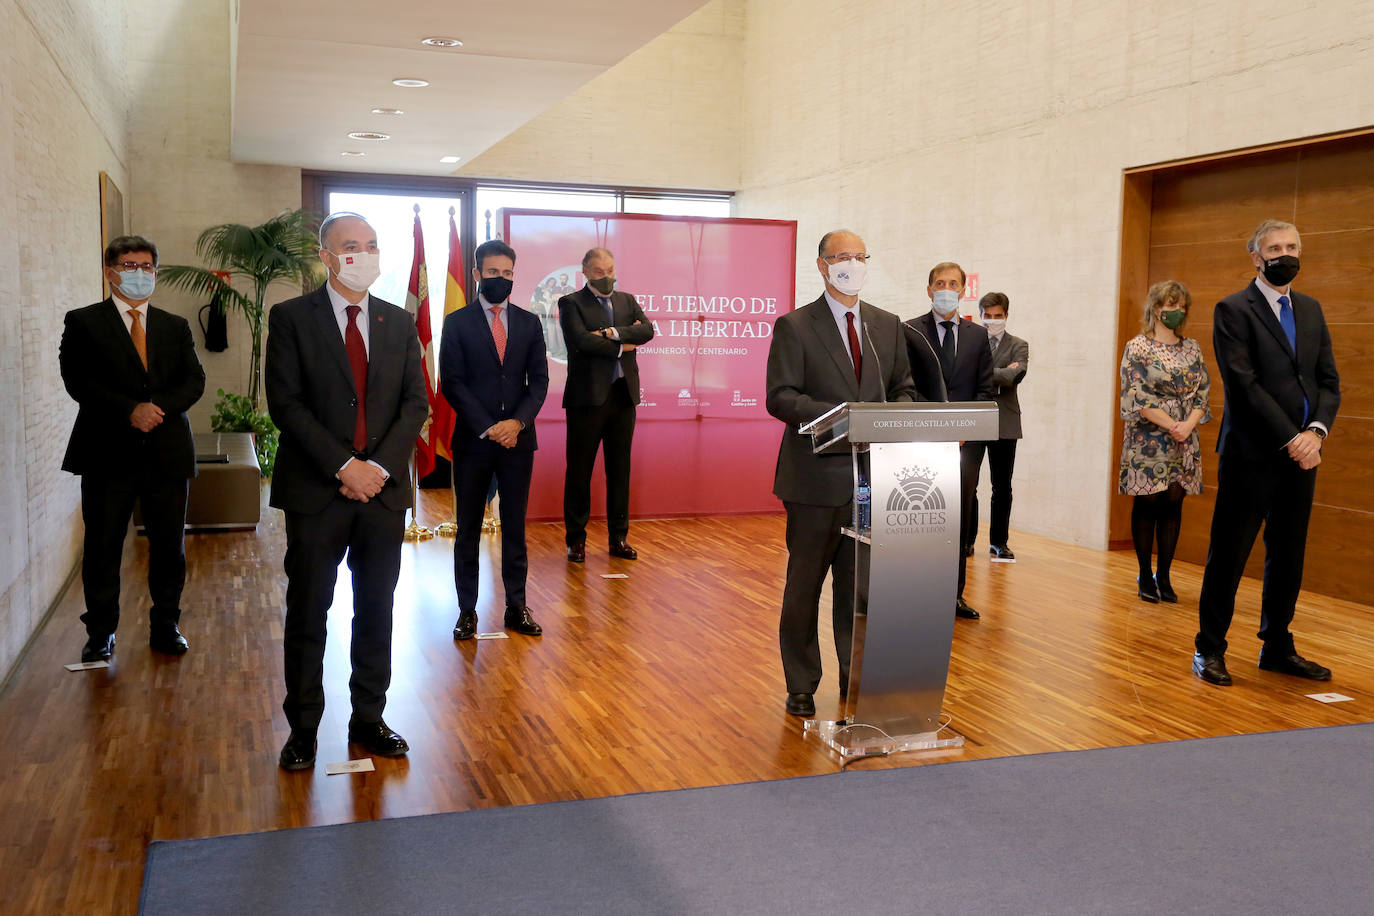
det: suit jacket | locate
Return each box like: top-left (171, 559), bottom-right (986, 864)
top-left (905, 312), bottom-right (995, 403)
top-left (264, 285), bottom-right (429, 515)
top-left (766, 296), bottom-right (917, 507)
top-left (439, 299), bottom-right (549, 454)
top-left (989, 332), bottom-right (1029, 439)
top-left (558, 287), bottom-right (655, 408)
top-left (60, 298), bottom-right (205, 478)
top-left (1213, 279), bottom-right (1340, 459)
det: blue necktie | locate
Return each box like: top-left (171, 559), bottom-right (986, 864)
top-left (600, 296), bottom-right (622, 381)
top-left (1278, 295), bottom-right (1308, 422)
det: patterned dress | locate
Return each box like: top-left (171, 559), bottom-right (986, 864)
top-left (1119, 334), bottom-right (1212, 495)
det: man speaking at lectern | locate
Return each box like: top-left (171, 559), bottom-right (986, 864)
top-left (765, 230), bottom-right (917, 718)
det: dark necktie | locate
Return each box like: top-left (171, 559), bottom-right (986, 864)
top-left (1278, 295), bottom-right (1308, 421)
top-left (600, 296), bottom-right (622, 381)
top-left (939, 320), bottom-right (956, 378)
top-left (344, 304), bottom-right (368, 451)
top-left (845, 311), bottom-right (862, 385)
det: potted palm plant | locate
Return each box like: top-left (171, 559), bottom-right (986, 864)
top-left (158, 209), bottom-right (323, 475)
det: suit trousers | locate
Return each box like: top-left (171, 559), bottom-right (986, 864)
top-left (453, 448), bottom-right (534, 611)
top-left (779, 500), bottom-right (855, 694)
top-left (965, 439), bottom-right (1017, 548)
top-left (955, 443), bottom-right (980, 596)
top-left (564, 378), bottom-right (636, 546)
top-left (1196, 450), bottom-right (1317, 656)
top-left (282, 496), bottom-right (404, 731)
top-left (79, 473), bottom-right (188, 638)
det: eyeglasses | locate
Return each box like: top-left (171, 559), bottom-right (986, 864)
top-left (822, 253), bottom-right (871, 264)
top-left (114, 262), bottom-right (158, 274)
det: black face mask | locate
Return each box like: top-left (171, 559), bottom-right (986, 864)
top-left (479, 276), bottom-right (513, 304)
top-left (588, 276), bottom-right (616, 295)
top-left (1261, 255), bottom-right (1300, 287)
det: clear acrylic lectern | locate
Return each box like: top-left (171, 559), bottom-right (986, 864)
top-left (797, 401), bottom-right (999, 760)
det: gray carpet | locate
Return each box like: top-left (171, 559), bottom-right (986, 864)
top-left (141, 724), bottom-right (1374, 915)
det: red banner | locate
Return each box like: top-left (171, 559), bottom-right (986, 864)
top-left (499, 210), bottom-right (797, 520)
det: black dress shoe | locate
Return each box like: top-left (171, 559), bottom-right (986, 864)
top-left (347, 719), bottom-right (409, 757)
top-left (963, 543), bottom-right (975, 558)
top-left (279, 729), bottom-right (317, 770)
top-left (1137, 575), bottom-right (1160, 603)
top-left (609, 540), bottom-right (638, 560)
top-left (567, 542), bottom-right (586, 563)
top-left (81, 633), bottom-right (115, 663)
top-left (989, 544), bottom-right (1016, 562)
top-left (955, 597), bottom-right (980, 620)
top-left (1258, 649), bottom-right (1332, 681)
top-left (1154, 574), bottom-right (1178, 603)
top-left (452, 609), bottom-right (477, 641)
top-left (150, 625), bottom-right (189, 655)
top-left (785, 693), bottom-right (815, 716)
top-left (504, 605), bottom-right (543, 636)
top-left (1192, 652), bottom-right (1232, 686)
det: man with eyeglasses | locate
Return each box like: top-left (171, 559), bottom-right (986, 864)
top-left (60, 235), bottom-right (206, 664)
top-left (766, 230), bottom-right (917, 718)
top-left (904, 262), bottom-right (994, 620)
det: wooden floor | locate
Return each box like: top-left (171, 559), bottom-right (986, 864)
top-left (2, 490), bottom-right (1372, 914)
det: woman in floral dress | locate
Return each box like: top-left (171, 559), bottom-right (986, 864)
top-left (1119, 280), bottom-right (1211, 603)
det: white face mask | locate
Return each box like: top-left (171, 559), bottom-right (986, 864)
top-left (330, 251), bottom-right (381, 292)
top-left (982, 317), bottom-right (1006, 337)
top-left (827, 259), bottom-right (867, 296)
top-left (931, 288), bottom-right (960, 317)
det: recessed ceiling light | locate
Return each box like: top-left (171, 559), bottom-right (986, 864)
top-left (371, 108), bottom-right (404, 116)
top-left (421, 37), bottom-right (463, 48)
top-left (392, 78), bottom-right (429, 88)
top-left (439, 155), bottom-right (461, 164)
top-left (346, 131), bottom-right (390, 141)
top-left (340, 151), bottom-right (365, 157)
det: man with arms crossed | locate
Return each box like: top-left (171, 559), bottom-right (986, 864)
top-left (266, 212), bottom-right (428, 768)
top-left (1193, 219), bottom-right (1340, 686)
top-left (965, 291), bottom-right (1027, 562)
top-left (766, 230), bottom-right (917, 717)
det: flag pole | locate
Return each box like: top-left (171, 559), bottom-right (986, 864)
top-left (404, 454), bottom-right (434, 541)
top-left (434, 204), bottom-right (463, 538)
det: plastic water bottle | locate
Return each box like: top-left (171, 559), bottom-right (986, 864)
top-left (856, 474), bottom-right (871, 531)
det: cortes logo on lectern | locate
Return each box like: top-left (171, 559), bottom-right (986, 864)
top-left (883, 465), bottom-right (949, 532)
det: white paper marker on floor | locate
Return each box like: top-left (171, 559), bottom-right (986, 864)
top-left (64, 661), bottom-right (110, 671)
top-left (324, 759), bottom-right (376, 775)
top-left (1306, 693), bottom-right (1354, 704)
top-left (601, 573), bottom-right (629, 579)
top-left (474, 632), bottom-right (509, 640)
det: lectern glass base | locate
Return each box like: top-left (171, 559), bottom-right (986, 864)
top-left (803, 718), bottom-right (965, 760)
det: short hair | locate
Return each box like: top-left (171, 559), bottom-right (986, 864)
top-left (474, 239), bottom-right (517, 271)
top-left (581, 247), bottom-right (614, 270)
top-left (1247, 219), bottom-right (1301, 255)
top-left (928, 261), bottom-right (966, 287)
top-left (318, 211), bottom-right (370, 249)
top-left (104, 235), bottom-right (158, 268)
top-left (1140, 280), bottom-right (1192, 336)
top-left (817, 230), bottom-right (859, 258)
top-left (978, 291), bottom-right (1009, 316)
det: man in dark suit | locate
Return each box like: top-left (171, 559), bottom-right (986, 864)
top-left (904, 262), bottom-right (995, 620)
top-left (558, 247), bottom-right (655, 563)
top-left (440, 240), bottom-right (549, 640)
top-left (265, 212), bottom-right (428, 769)
top-left (60, 235), bottom-right (205, 663)
top-left (1193, 219), bottom-right (1341, 687)
top-left (965, 291), bottom-right (1028, 562)
top-left (766, 230), bottom-right (917, 717)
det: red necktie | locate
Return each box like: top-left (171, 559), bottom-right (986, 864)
top-left (344, 305), bottom-right (368, 451)
top-left (845, 311), bottom-right (862, 385)
top-left (491, 306), bottom-right (507, 363)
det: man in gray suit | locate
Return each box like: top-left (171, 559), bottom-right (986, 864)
top-left (765, 230), bottom-right (917, 717)
top-left (965, 291), bottom-right (1027, 561)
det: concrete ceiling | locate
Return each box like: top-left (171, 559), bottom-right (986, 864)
top-left (231, 0), bottom-right (707, 176)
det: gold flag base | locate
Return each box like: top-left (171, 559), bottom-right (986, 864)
top-left (434, 522), bottom-right (458, 538)
top-left (404, 521), bottom-right (435, 541)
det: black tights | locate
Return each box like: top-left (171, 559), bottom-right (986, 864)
top-left (1131, 483), bottom-right (1186, 585)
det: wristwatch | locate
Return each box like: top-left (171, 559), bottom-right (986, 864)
top-left (1308, 426), bottom-right (1327, 439)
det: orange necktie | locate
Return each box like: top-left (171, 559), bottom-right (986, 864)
top-left (128, 310), bottom-right (147, 369)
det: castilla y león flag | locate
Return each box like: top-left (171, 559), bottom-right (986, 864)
top-left (405, 207), bottom-right (442, 480)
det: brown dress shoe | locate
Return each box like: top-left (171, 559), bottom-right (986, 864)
top-left (609, 541), bottom-right (638, 560)
top-left (567, 543), bottom-right (586, 563)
